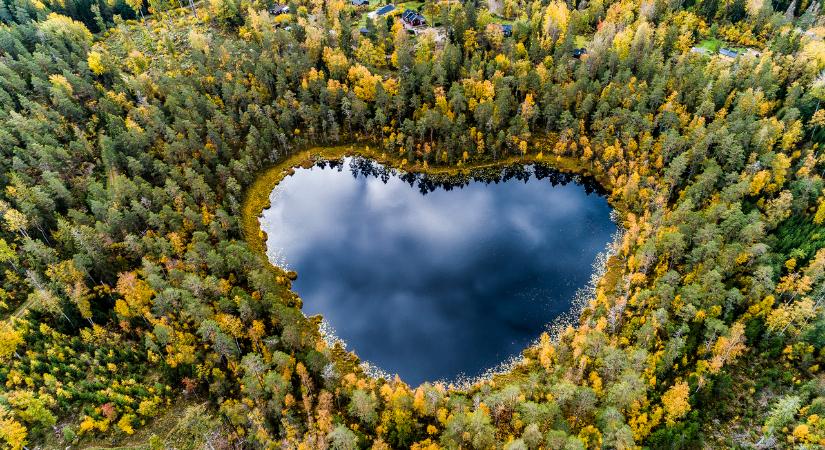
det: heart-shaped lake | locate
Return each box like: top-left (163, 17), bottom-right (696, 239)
top-left (261, 157), bottom-right (616, 385)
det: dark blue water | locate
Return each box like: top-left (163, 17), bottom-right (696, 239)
top-left (261, 158), bottom-right (615, 385)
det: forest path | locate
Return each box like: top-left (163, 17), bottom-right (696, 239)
top-left (9, 297), bottom-right (33, 319)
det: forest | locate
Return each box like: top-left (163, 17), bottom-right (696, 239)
top-left (0, 0), bottom-right (823, 446)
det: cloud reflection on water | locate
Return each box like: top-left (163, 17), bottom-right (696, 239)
top-left (261, 158), bottom-right (616, 385)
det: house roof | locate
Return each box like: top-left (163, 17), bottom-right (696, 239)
top-left (375, 4), bottom-right (395, 15)
top-left (719, 48), bottom-right (738, 57)
top-left (401, 9), bottom-right (425, 23)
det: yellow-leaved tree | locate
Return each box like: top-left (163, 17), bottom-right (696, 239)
top-left (542, 1), bottom-right (569, 48)
top-left (0, 320), bottom-right (22, 362)
top-left (661, 381), bottom-right (691, 425)
top-left (0, 407), bottom-right (26, 450)
top-left (814, 193), bottom-right (825, 225)
top-left (114, 271), bottom-right (154, 319)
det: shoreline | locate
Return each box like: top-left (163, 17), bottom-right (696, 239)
top-left (239, 143), bottom-right (629, 389)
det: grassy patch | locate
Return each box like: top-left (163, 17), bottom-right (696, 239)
top-left (488, 14), bottom-right (515, 25)
top-left (698, 38), bottom-right (722, 52)
top-left (397, 0), bottom-right (424, 11)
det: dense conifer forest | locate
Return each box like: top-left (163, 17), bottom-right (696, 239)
top-left (0, 0), bottom-right (824, 447)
